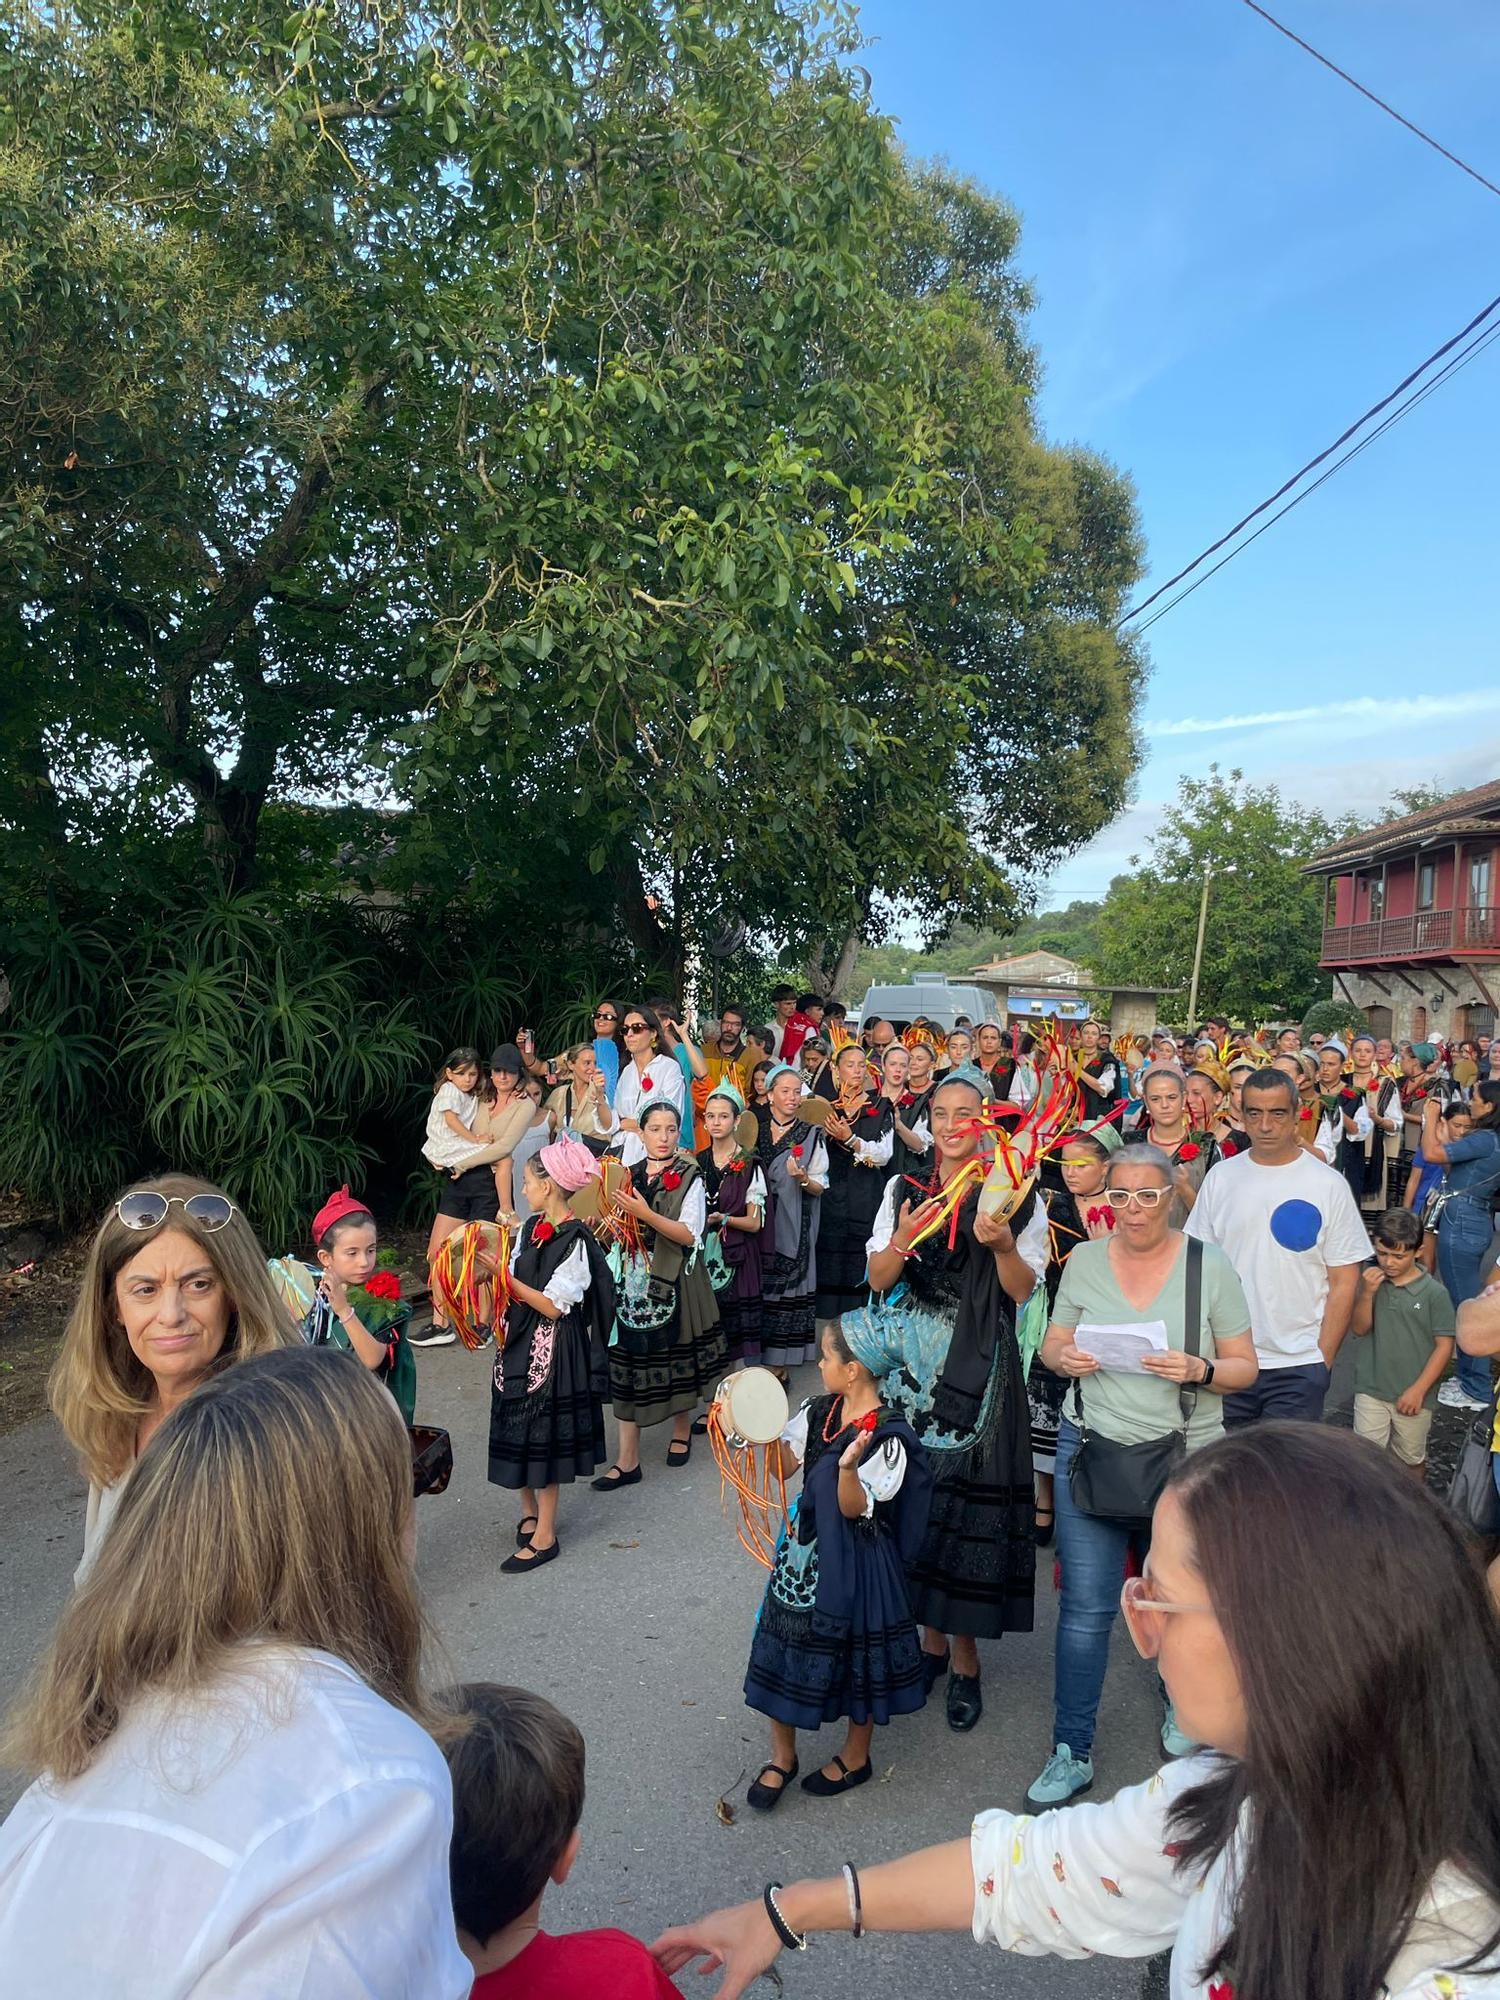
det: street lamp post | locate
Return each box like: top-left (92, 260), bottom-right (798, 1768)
top-left (1187, 861), bottom-right (1237, 1026)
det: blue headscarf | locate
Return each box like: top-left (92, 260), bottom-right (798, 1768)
top-left (840, 1307), bottom-right (907, 1381)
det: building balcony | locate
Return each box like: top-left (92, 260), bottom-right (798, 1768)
top-left (1321, 905), bottom-right (1500, 965)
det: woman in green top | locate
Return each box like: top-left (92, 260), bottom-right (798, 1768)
top-left (1027, 1143), bottom-right (1256, 1807)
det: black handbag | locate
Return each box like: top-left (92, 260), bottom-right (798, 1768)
top-left (1067, 1238), bottom-right (1203, 1532)
top-left (1446, 1399), bottom-right (1500, 1537)
top-left (410, 1423), bottom-right (454, 1499)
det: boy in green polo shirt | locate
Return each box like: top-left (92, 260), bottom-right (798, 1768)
top-left (1350, 1208), bottom-right (1456, 1480)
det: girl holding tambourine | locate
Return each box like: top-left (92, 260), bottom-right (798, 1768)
top-left (592, 1100), bottom-right (727, 1488)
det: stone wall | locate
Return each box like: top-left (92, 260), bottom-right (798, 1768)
top-left (1338, 966), bottom-right (1499, 1044)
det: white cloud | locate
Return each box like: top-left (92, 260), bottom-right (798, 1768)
top-left (1148, 691), bottom-right (1500, 738)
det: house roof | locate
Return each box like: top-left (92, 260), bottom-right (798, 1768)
top-left (971, 950), bottom-right (1088, 979)
top-left (1302, 778), bottom-right (1500, 875)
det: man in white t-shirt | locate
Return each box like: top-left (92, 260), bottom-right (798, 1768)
top-left (1186, 1067), bottom-right (1368, 1425)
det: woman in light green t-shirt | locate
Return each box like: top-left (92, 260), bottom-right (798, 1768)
top-left (1026, 1143), bottom-right (1256, 1809)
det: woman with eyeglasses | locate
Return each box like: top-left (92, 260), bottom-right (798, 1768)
top-left (1028, 1142), bottom-right (1255, 1806)
top-left (653, 1422), bottom-right (1500, 2000)
top-left (48, 1176), bottom-right (296, 1582)
top-left (608, 1004), bottom-right (686, 1168)
top-left (591, 999), bottom-right (625, 1106)
top-left (0, 1347), bottom-right (472, 1998)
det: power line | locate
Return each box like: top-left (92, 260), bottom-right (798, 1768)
top-left (1120, 286), bottom-right (1500, 626)
top-left (1128, 314), bottom-right (1500, 637)
top-left (1238, 0), bottom-right (1500, 203)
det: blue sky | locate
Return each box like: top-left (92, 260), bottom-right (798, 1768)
top-left (851, 0), bottom-right (1500, 905)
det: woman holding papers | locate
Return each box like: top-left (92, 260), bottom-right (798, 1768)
top-left (1027, 1142), bottom-right (1256, 1808)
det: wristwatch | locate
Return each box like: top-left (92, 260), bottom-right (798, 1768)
top-left (1198, 1357), bottom-right (1216, 1387)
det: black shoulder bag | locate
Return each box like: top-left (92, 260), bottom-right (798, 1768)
top-left (1067, 1237), bottom-right (1203, 1532)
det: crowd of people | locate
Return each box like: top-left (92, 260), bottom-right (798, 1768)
top-left (2, 995), bottom-right (1500, 1997)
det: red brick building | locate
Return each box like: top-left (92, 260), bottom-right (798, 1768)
top-left (1302, 780), bottom-right (1500, 1044)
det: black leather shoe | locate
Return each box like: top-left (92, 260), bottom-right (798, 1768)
top-left (590, 1464), bottom-right (643, 1492)
top-left (1034, 1508), bottom-right (1055, 1548)
top-left (500, 1538), bottom-right (560, 1575)
top-left (947, 1671), bottom-right (983, 1732)
top-left (801, 1754), bottom-right (873, 1797)
top-left (746, 1758), bottom-right (799, 1811)
top-left (920, 1648), bottom-right (950, 1694)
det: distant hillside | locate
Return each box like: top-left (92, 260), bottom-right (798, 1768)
top-left (849, 901), bottom-right (1105, 998)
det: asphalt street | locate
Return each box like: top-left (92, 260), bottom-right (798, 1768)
top-left (0, 1338), bottom-right (1271, 1997)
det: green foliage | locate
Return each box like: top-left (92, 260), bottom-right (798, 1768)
top-left (1091, 768), bottom-right (1355, 1026)
top-left (1302, 997), bottom-right (1368, 1041)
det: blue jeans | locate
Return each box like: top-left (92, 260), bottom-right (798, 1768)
top-left (1439, 1199), bottom-right (1498, 1402)
top-left (1052, 1420), bottom-right (1151, 1759)
top-left (1222, 1359), bottom-right (1329, 1428)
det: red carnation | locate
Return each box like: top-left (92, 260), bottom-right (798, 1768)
top-left (660, 1168), bottom-right (682, 1191)
top-left (532, 1218), bottom-right (556, 1246)
top-left (363, 1270), bottom-right (402, 1301)
top-left (641, 1074), bottom-right (654, 1092)
top-left (1299, 1105), bottom-right (1315, 1122)
top-left (899, 1091), bottom-right (915, 1107)
top-left (1177, 1141), bottom-right (1200, 1162)
top-left (791, 1144), bottom-right (803, 1159)
top-left (855, 1409), bottom-right (879, 1434)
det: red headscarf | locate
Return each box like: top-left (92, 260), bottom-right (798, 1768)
top-left (311, 1186), bottom-right (372, 1246)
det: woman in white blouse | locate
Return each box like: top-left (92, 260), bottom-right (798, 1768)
top-left (608, 1002), bottom-right (686, 1167)
top-left (655, 1420), bottom-right (1500, 1998)
top-left (0, 1346), bottom-right (471, 1999)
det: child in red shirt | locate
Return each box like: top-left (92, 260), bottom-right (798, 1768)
top-left (440, 1683), bottom-right (680, 1999)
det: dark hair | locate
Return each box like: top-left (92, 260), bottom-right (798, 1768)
top-left (593, 998), bottom-right (623, 1047)
top-left (825, 1001), bottom-right (848, 1020)
top-left (771, 983), bottom-right (796, 1003)
top-left (440, 1683), bottom-right (586, 1943)
top-left (820, 1322), bottom-right (874, 1374)
top-left (719, 1001), bottom-right (745, 1024)
top-left (622, 1002), bottom-right (662, 1046)
top-left (1473, 1080), bottom-right (1500, 1130)
top-left (640, 1100), bottom-right (681, 1131)
top-left (795, 991), bottom-right (818, 1011)
top-left (318, 1208), bottom-right (376, 1250)
top-left (1241, 1067), bottom-right (1299, 1112)
top-left (436, 1046), bottom-right (480, 1088)
top-left (1167, 1424), bottom-right (1500, 1998)
top-left (747, 1025), bottom-right (775, 1054)
top-left (1374, 1207), bottom-right (1424, 1250)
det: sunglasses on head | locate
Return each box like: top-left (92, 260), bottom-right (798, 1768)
top-left (115, 1191), bottom-right (237, 1233)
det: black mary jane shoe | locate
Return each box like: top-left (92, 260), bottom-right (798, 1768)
top-left (590, 1464), bottom-right (643, 1492)
top-left (690, 1413), bottom-right (709, 1435)
top-left (946, 1671), bottom-right (983, 1733)
top-left (920, 1648), bottom-right (951, 1695)
top-left (515, 1515), bottom-right (538, 1547)
top-left (666, 1437), bottom-right (692, 1468)
top-left (801, 1754), bottom-right (873, 1798)
top-left (746, 1758), bottom-right (800, 1812)
top-left (1034, 1508), bottom-right (1055, 1549)
top-left (500, 1538), bottom-right (560, 1576)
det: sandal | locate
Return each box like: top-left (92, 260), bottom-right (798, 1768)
top-left (801, 1753), bottom-right (872, 1798)
top-left (515, 1515), bottom-right (538, 1547)
top-left (746, 1758), bottom-right (799, 1811)
top-left (666, 1437), bottom-right (692, 1468)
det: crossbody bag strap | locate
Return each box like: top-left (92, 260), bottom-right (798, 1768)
top-left (1179, 1235), bottom-right (1203, 1427)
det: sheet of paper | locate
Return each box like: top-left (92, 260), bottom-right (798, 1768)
top-left (1073, 1319), bottom-right (1171, 1374)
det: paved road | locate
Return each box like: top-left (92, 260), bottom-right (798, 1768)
top-left (0, 1344), bottom-right (1209, 1998)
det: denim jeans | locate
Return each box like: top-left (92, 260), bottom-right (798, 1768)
top-left (1222, 1359), bottom-right (1329, 1428)
top-left (1438, 1199), bottom-right (1498, 1402)
top-left (1052, 1419), bottom-right (1151, 1758)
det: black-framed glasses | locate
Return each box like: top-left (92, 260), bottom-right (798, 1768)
top-left (622, 1019), bottom-right (649, 1034)
top-left (594, 1009), bottom-right (618, 1023)
top-left (116, 1191), bottom-right (237, 1233)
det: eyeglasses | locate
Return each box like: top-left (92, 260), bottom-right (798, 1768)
top-left (1120, 1573), bottom-right (1209, 1660)
top-left (115, 1191), bottom-right (236, 1233)
top-left (1104, 1186), bottom-right (1169, 1209)
top-left (622, 1019), bottom-right (649, 1035)
top-left (594, 1010), bottom-right (618, 1024)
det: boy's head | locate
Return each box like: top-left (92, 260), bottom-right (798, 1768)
top-left (440, 1683), bottom-right (585, 1946)
top-left (1373, 1207), bottom-right (1423, 1279)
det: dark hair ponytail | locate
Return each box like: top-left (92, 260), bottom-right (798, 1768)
top-left (1166, 1424), bottom-right (1500, 1998)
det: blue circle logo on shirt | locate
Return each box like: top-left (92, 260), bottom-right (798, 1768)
top-left (1270, 1198), bottom-right (1322, 1252)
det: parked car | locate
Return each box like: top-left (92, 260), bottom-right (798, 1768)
top-left (854, 978), bottom-right (1001, 1034)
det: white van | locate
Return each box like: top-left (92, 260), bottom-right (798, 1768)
top-left (854, 977), bottom-right (1000, 1033)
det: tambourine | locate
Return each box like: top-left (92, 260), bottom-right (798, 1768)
top-left (569, 1156), bottom-right (632, 1221)
top-left (714, 1366), bottom-right (790, 1445)
top-left (977, 1162), bottom-right (1038, 1223)
top-left (735, 1109), bottom-right (761, 1152)
top-left (797, 1095), bottom-right (832, 1128)
top-left (430, 1219), bottom-right (509, 1350)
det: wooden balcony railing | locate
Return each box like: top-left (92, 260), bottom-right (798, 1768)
top-left (1321, 905), bottom-right (1500, 962)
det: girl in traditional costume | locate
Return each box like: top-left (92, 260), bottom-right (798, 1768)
top-left (295, 1188), bottom-right (416, 1423)
top-left (890, 1041), bottom-right (936, 1183)
top-left (696, 1082), bottom-right (767, 1368)
top-left (757, 1064), bottom-right (829, 1377)
top-left (1346, 1031), bottom-right (1402, 1213)
top-left (858, 1073), bottom-right (1049, 1734)
top-left (486, 1137), bottom-right (616, 1574)
top-left (814, 1043), bottom-right (895, 1344)
top-left (1138, 1064), bottom-right (1219, 1223)
top-left (592, 1100), bottom-right (726, 1486)
top-left (742, 1319), bottom-right (933, 1811)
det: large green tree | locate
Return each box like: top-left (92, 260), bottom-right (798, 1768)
top-left (1091, 768), bottom-right (1354, 1024)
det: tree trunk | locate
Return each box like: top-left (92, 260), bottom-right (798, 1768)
top-left (806, 922), bottom-right (864, 1001)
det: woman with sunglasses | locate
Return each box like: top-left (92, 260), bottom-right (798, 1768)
top-left (48, 1176), bottom-right (295, 1581)
top-left (608, 1004), bottom-right (685, 1168)
top-left (654, 1422), bottom-right (1500, 2000)
top-left (591, 999), bottom-right (625, 1106)
top-left (1027, 1143), bottom-right (1255, 1805)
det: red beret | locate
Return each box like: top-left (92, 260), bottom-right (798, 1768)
top-left (311, 1186), bottom-right (372, 1246)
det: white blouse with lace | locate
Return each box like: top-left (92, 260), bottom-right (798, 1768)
top-left (780, 1400), bottom-right (906, 1519)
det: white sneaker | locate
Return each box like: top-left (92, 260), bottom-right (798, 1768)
top-left (1438, 1380), bottom-right (1486, 1411)
top-left (409, 1326), bottom-right (457, 1348)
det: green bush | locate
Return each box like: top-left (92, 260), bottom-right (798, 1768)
top-left (1301, 996), bottom-right (1369, 1042)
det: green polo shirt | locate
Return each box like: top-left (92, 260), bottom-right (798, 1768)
top-left (1355, 1270), bottom-right (1456, 1408)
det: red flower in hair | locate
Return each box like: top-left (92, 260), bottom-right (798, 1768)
top-left (1177, 1141), bottom-right (1200, 1162)
top-left (660, 1168), bottom-right (682, 1192)
top-left (362, 1270), bottom-right (402, 1302)
top-left (532, 1219), bottom-right (555, 1246)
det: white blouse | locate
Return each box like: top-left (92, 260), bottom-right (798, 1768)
top-left (867, 1175), bottom-right (1051, 1288)
top-left (508, 1230), bottom-right (591, 1310)
top-left (781, 1401), bottom-right (906, 1518)
top-left (970, 1757), bottom-right (1500, 1996)
top-left (850, 1124), bottom-right (895, 1172)
top-left (611, 1056), bottom-right (686, 1165)
top-left (0, 1646), bottom-right (471, 1999)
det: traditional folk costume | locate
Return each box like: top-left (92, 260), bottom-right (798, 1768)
top-left (814, 1092), bottom-right (895, 1322)
top-left (488, 1214), bottom-right (615, 1490)
top-left (607, 1156), bottom-right (726, 1426)
top-left (890, 1084), bottom-right (935, 1184)
top-left (293, 1188), bottom-right (417, 1424)
top-left (1029, 1157), bottom-right (1119, 1478)
top-left (744, 1348), bottom-right (933, 1732)
top-left (1346, 1067), bottom-right (1403, 1214)
top-left (756, 1088), bottom-right (829, 1371)
top-left (696, 1084), bottom-right (768, 1367)
top-left (855, 1176), bottom-right (1049, 1641)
